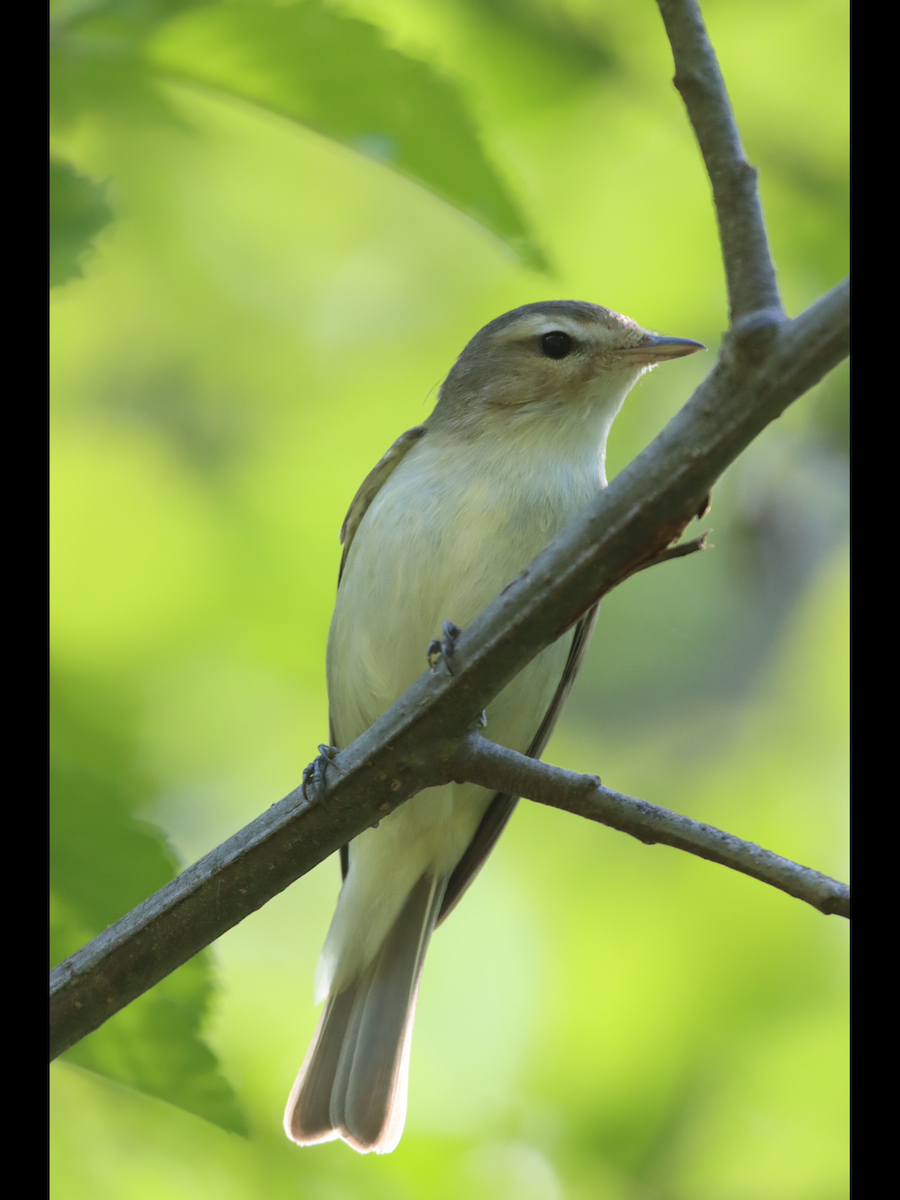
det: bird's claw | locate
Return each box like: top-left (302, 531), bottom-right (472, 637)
top-left (302, 744), bottom-right (341, 800)
top-left (427, 621), bottom-right (462, 674)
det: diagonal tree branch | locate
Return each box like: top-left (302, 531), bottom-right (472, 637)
top-left (656, 0), bottom-right (783, 321)
top-left (50, 277), bottom-right (849, 1062)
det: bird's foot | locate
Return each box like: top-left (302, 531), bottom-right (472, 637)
top-left (301, 744), bottom-right (340, 800)
top-left (427, 621), bottom-right (462, 675)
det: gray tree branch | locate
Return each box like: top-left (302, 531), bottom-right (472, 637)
top-left (656, 0), bottom-right (783, 321)
top-left (451, 737), bottom-right (849, 918)
top-left (50, 1), bottom-right (848, 1062)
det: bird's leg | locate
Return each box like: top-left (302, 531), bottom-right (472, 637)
top-left (301, 743), bottom-right (341, 800)
top-left (427, 620), bottom-right (462, 675)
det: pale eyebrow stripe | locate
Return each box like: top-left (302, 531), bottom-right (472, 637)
top-left (491, 315), bottom-right (594, 344)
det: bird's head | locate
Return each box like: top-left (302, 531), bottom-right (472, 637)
top-left (430, 300), bottom-right (704, 441)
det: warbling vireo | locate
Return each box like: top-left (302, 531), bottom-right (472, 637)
top-left (285, 300), bottom-right (703, 1154)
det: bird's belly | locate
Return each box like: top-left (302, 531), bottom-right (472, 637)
top-left (317, 450), bottom-right (589, 994)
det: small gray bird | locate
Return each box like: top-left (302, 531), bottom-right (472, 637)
top-left (284, 300), bottom-right (703, 1154)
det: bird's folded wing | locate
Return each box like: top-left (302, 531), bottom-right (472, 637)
top-left (436, 602), bottom-right (601, 923)
top-left (338, 425), bottom-right (427, 584)
top-left (335, 424), bottom-right (428, 881)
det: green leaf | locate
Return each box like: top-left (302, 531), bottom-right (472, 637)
top-left (145, 1), bottom-right (545, 267)
top-left (50, 159), bottom-right (114, 287)
top-left (460, 0), bottom-right (617, 85)
top-left (50, 1), bottom-right (201, 127)
top-left (50, 737), bottom-right (247, 1135)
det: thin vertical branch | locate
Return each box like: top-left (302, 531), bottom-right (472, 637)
top-left (656, 0), bottom-right (783, 321)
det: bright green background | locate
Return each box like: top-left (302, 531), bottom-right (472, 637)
top-left (50, 1), bottom-right (848, 1197)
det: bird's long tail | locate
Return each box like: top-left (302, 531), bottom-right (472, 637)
top-left (284, 872), bottom-right (446, 1154)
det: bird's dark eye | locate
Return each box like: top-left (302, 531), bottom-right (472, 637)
top-left (541, 331), bottom-right (574, 359)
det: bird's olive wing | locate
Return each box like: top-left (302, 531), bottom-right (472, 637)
top-left (336, 424), bottom-right (427, 881)
top-left (436, 602), bottom-right (601, 924)
top-left (337, 425), bottom-right (428, 586)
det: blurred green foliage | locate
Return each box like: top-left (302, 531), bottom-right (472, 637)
top-left (50, 159), bottom-right (114, 285)
top-left (50, 0), bottom-right (847, 1196)
top-left (51, 679), bottom-right (247, 1133)
top-left (50, 0), bottom-right (540, 264)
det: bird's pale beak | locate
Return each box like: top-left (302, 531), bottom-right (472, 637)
top-left (619, 335), bottom-right (706, 365)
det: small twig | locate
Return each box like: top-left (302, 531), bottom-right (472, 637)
top-left (656, 0), bottom-right (782, 322)
top-left (622, 533), bottom-right (708, 584)
top-left (452, 736), bottom-right (849, 919)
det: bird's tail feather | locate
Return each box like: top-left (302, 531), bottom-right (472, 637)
top-left (285, 872), bottom-right (445, 1154)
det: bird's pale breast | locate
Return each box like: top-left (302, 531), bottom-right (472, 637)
top-left (317, 430), bottom-right (602, 994)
